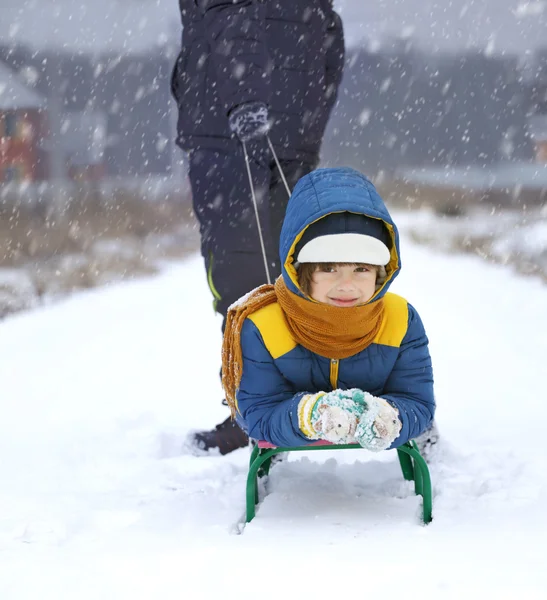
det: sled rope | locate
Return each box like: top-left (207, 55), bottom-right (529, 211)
top-left (267, 134), bottom-right (291, 198)
top-left (242, 140), bottom-right (272, 284)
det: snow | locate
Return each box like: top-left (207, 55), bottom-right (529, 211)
top-left (334, 0), bottom-right (547, 53)
top-left (0, 0), bottom-right (180, 53)
top-left (492, 220), bottom-right (547, 256)
top-left (0, 269), bottom-right (38, 316)
top-left (1, 232), bottom-right (547, 599)
top-left (0, 62), bottom-right (45, 110)
top-left (514, 1), bottom-right (546, 17)
top-left (394, 207), bottom-right (547, 280)
top-left (1, 0), bottom-right (546, 54)
top-left (398, 163), bottom-right (547, 192)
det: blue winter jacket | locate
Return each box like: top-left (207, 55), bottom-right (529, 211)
top-left (235, 168), bottom-right (435, 448)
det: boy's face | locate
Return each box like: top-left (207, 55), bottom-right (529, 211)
top-left (310, 264), bottom-right (377, 307)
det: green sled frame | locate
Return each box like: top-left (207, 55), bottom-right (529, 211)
top-left (246, 440), bottom-right (432, 524)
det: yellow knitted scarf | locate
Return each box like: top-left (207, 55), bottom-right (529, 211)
top-left (222, 277), bottom-right (384, 416)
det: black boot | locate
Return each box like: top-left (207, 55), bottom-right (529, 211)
top-left (192, 416), bottom-right (249, 455)
top-left (414, 421), bottom-right (440, 459)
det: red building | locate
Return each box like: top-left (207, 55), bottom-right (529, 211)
top-left (0, 62), bottom-right (48, 183)
top-left (528, 115), bottom-right (547, 163)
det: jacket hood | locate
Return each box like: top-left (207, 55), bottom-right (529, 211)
top-left (279, 167), bottom-right (401, 302)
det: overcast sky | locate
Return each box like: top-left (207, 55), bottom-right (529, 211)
top-left (1, 0), bottom-right (545, 55)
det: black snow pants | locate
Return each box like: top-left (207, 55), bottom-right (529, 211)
top-left (188, 142), bottom-right (317, 329)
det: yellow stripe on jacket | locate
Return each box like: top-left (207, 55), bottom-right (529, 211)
top-left (248, 292), bottom-right (409, 360)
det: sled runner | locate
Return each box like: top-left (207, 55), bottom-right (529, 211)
top-left (246, 439), bottom-right (433, 524)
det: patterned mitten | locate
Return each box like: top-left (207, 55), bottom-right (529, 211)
top-left (228, 101), bottom-right (271, 142)
top-left (354, 394), bottom-right (402, 452)
top-left (298, 388), bottom-right (368, 444)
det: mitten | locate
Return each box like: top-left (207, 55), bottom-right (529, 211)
top-left (228, 101), bottom-right (271, 142)
top-left (298, 388), bottom-right (368, 444)
top-left (354, 394), bottom-right (401, 452)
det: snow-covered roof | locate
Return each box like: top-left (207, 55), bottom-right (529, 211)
top-left (0, 61), bottom-right (45, 111)
top-left (528, 115), bottom-right (547, 141)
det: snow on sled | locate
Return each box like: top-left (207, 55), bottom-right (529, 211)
top-left (245, 439), bottom-right (432, 525)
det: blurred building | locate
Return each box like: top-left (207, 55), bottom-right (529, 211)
top-left (0, 61), bottom-right (47, 182)
top-left (61, 111), bottom-right (107, 181)
top-left (0, 45), bottom-right (175, 180)
top-left (528, 115), bottom-right (547, 163)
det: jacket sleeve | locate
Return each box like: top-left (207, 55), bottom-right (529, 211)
top-left (323, 7), bottom-right (345, 114)
top-left (197, 0), bottom-right (270, 116)
top-left (381, 304), bottom-right (435, 447)
top-left (234, 318), bottom-right (313, 447)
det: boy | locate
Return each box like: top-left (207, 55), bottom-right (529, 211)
top-left (221, 167), bottom-right (434, 450)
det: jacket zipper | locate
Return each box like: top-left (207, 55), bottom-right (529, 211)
top-left (329, 358), bottom-right (339, 389)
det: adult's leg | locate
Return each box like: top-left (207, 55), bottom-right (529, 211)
top-left (188, 145), bottom-right (273, 326)
top-left (267, 158), bottom-right (318, 277)
top-left (186, 144), bottom-right (273, 454)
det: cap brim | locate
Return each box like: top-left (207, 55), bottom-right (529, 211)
top-left (296, 233), bottom-right (390, 266)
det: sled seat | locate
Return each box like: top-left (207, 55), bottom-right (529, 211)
top-left (246, 439), bottom-right (432, 524)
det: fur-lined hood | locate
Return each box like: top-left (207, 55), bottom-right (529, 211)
top-left (279, 167), bottom-right (401, 302)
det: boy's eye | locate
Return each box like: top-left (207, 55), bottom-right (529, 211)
top-left (354, 266), bottom-right (370, 273)
top-left (316, 265), bottom-right (336, 273)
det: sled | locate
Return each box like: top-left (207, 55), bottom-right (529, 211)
top-left (246, 439), bottom-right (432, 524)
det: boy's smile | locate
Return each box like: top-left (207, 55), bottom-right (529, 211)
top-left (310, 264), bottom-right (377, 307)
top-left (328, 296), bottom-right (361, 307)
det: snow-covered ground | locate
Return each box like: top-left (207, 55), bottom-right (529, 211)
top-left (395, 206), bottom-right (547, 282)
top-left (1, 231), bottom-right (546, 599)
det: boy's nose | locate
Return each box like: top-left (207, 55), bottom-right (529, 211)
top-left (336, 274), bottom-right (356, 288)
